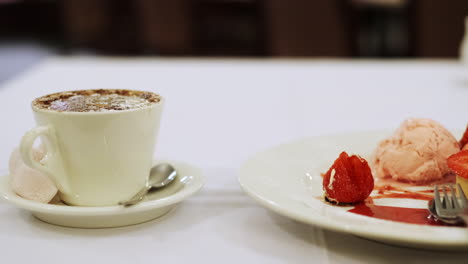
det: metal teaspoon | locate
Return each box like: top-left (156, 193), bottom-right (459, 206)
top-left (119, 163), bottom-right (177, 207)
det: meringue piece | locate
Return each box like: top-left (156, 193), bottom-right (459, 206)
top-left (8, 147), bottom-right (58, 203)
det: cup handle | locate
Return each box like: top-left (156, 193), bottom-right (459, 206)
top-left (19, 125), bottom-right (70, 194)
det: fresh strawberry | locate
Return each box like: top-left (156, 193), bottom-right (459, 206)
top-left (323, 151), bottom-right (374, 204)
top-left (447, 150), bottom-right (468, 179)
top-left (460, 125), bottom-right (468, 149)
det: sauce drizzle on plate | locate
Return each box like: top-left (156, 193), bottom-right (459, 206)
top-left (346, 176), bottom-right (465, 227)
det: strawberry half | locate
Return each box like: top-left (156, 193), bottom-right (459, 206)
top-left (460, 125), bottom-right (468, 149)
top-left (447, 150), bottom-right (468, 179)
top-left (323, 151), bottom-right (374, 204)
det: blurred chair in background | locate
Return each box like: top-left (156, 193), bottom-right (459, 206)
top-left (62, 0), bottom-right (352, 56)
top-left (264, 0), bottom-right (353, 57)
top-left (136, 0), bottom-right (191, 55)
top-left (63, 0), bottom-right (141, 54)
top-left (411, 0), bottom-right (468, 57)
top-left (351, 0), bottom-right (411, 57)
top-left (1, 0), bottom-right (468, 58)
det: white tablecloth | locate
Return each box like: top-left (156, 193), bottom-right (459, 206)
top-left (0, 57), bottom-right (467, 263)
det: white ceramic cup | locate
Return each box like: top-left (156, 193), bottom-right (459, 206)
top-left (19, 89), bottom-right (164, 206)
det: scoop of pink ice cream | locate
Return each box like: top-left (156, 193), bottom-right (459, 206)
top-left (373, 118), bottom-right (460, 183)
top-left (8, 147), bottom-right (58, 203)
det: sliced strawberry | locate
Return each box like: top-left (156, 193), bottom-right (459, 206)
top-left (447, 150), bottom-right (468, 179)
top-left (460, 125), bottom-right (468, 149)
top-left (323, 151), bottom-right (374, 204)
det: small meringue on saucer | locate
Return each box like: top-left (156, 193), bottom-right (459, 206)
top-left (8, 147), bottom-right (57, 203)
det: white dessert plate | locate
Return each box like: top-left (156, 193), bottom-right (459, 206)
top-left (239, 130), bottom-right (468, 251)
top-left (0, 160), bottom-right (204, 228)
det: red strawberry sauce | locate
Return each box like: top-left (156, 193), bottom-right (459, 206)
top-left (347, 185), bottom-right (466, 227)
top-left (349, 202), bottom-right (447, 226)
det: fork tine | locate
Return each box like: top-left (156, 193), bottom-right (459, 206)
top-left (434, 185), bottom-right (444, 215)
top-left (450, 184), bottom-right (461, 209)
top-left (443, 185), bottom-right (452, 209)
top-left (456, 184), bottom-right (468, 207)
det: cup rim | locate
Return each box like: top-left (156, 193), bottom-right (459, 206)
top-left (31, 89), bottom-right (164, 115)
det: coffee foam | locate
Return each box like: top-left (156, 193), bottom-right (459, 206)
top-left (33, 89), bottom-right (161, 112)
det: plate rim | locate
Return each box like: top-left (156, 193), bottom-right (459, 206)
top-left (238, 130), bottom-right (468, 249)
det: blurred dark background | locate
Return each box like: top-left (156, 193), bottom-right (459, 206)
top-left (1, 0), bottom-right (468, 58)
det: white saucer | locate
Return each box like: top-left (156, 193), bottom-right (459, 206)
top-left (0, 160), bottom-right (204, 228)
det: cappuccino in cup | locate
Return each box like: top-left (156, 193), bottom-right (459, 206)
top-left (20, 89), bottom-right (164, 206)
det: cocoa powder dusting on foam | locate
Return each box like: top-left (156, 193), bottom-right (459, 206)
top-left (33, 89), bottom-right (161, 112)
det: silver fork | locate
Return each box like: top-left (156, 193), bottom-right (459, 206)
top-left (433, 184), bottom-right (468, 224)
